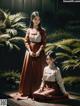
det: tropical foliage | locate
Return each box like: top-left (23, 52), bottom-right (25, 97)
top-left (0, 9), bottom-right (27, 51)
top-left (64, 76), bottom-right (80, 93)
top-left (0, 9), bottom-right (27, 36)
top-left (0, 9), bottom-right (27, 70)
top-left (47, 29), bottom-right (75, 43)
top-left (0, 71), bottom-right (20, 91)
top-left (46, 39), bottom-right (80, 76)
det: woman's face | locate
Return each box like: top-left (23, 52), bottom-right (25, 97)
top-left (32, 16), bottom-right (40, 26)
top-left (46, 55), bottom-right (54, 65)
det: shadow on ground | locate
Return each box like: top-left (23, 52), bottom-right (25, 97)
top-left (0, 93), bottom-right (80, 106)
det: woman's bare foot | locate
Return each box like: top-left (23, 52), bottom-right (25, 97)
top-left (13, 93), bottom-right (21, 100)
top-left (17, 96), bottom-right (28, 100)
top-left (10, 92), bottom-right (28, 100)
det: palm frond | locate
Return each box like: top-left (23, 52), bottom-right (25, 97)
top-left (0, 34), bottom-right (10, 42)
top-left (45, 43), bottom-right (56, 52)
top-left (4, 12), bottom-right (11, 27)
top-left (12, 22), bottom-right (26, 29)
top-left (6, 29), bottom-right (17, 36)
top-left (56, 52), bottom-right (71, 59)
top-left (62, 59), bottom-right (78, 70)
top-left (72, 47), bottom-right (80, 54)
top-left (5, 40), bottom-right (20, 50)
top-left (10, 13), bottom-right (26, 23)
top-left (55, 44), bottom-right (71, 52)
top-left (0, 9), bottom-right (27, 36)
top-left (5, 41), bottom-right (13, 50)
top-left (74, 62), bottom-right (80, 69)
top-left (62, 59), bottom-right (77, 64)
top-left (9, 37), bottom-right (25, 47)
top-left (0, 20), bottom-right (6, 28)
top-left (62, 64), bottom-right (73, 70)
top-left (0, 9), bottom-right (8, 19)
top-left (13, 44), bottom-right (20, 51)
top-left (9, 37), bottom-right (24, 42)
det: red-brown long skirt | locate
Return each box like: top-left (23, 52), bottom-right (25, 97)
top-left (19, 43), bottom-right (46, 97)
top-left (33, 81), bottom-right (69, 102)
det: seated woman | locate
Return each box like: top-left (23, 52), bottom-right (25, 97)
top-left (33, 51), bottom-right (69, 102)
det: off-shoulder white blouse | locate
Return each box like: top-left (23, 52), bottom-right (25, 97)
top-left (42, 65), bottom-right (67, 93)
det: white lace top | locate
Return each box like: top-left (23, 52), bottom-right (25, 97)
top-left (42, 65), bottom-right (67, 93)
top-left (26, 28), bottom-right (41, 43)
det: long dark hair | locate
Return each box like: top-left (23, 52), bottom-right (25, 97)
top-left (46, 51), bottom-right (55, 59)
top-left (46, 50), bottom-right (57, 66)
top-left (29, 11), bottom-right (41, 31)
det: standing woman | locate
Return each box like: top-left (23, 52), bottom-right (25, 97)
top-left (18, 11), bottom-right (47, 99)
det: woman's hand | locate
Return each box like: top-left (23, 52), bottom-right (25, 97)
top-left (36, 45), bottom-right (44, 57)
top-left (64, 92), bottom-right (69, 97)
top-left (36, 50), bottom-right (40, 57)
top-left (38, 87), bottom-right (43, 92)
top-left (29, 51), bottom-right (36, 57)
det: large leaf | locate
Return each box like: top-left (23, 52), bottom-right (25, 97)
top-left (0, 21), bottom-right (6, 29)
top-left (6, 29), bottom-right (17, 36)
top-left (72, 47), bottom-right (80, 54)
top-left (0, 9), bottom-right (27, 36)
top-left (10, 13), bottom-right (26, 23)
top-left (12, 22), bottom-right (26, 29)
top-left (13, 44), bottom-right (20, 51)
top-left (9, 37), bottom-right (25, 47)
top-left (5, 41), bottom-right (13, 50)
top-left (0, 34), bottom-right (10, 42)
top-left (5, 41), bottom-right (20, 50)
top-left (56, 52), bottom-right (71, 59)
top-left (55, 44), bottom-right (72, 53)
top-left (62, 59), bottom-right (78, 70)
top-left (45, 43), bottom-right (56, 52)
top-left (62, 59), bottom-right (77, 64)
top-left (74, 62), bottom-right (80, 69)
top-left (0, 9), bottom-right (8, 19)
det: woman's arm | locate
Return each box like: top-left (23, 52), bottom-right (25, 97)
top-left (36, 29), bottom-right (46, 57)
top-left (38, 67), bottom-right (46, 92)
top-left (25, 29), bottom-right (36, 57)
top-left (40, 79), bottom-right (45, 88)
top-left (56, 68), bottom-right (68, 94)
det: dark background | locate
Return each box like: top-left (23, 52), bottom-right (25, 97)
top-left (0, 0), bottom-right (80, 70)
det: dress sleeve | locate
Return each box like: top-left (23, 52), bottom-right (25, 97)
top-left (56, 67), bottom-right (67, 94)
top-left (41, 29), bottom-right (47, 49)
top-left (25, 28), bottom-right (30, 44)
top-left (40, 67), bottom-right (46, 88)
top-left (42, 67), bottom-right (46, 81)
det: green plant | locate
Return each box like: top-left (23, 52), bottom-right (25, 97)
top-left (47, 30), bottom-right (75, 43)
top-left (0, 71), bottom-right (20, 80)
top-left (64, 76), bottom-right (80, 93)
top-left (0, 71), bottom-right (20, 91)
top-left (56, 44), bottom-right (80, 71)
top-left (0, 9), bottom-right (27, 51)
top-left (0, 9), bottom-right (27, 36)
top-left (45, 39), bottom-right (79, 52)
top-left (0, 9), bottom-right (27, 70)
top-left (45, 39), bottom-right (80, 76)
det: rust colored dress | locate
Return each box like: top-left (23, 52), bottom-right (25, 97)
top-left (19, 28), bottom-right (47, 97)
